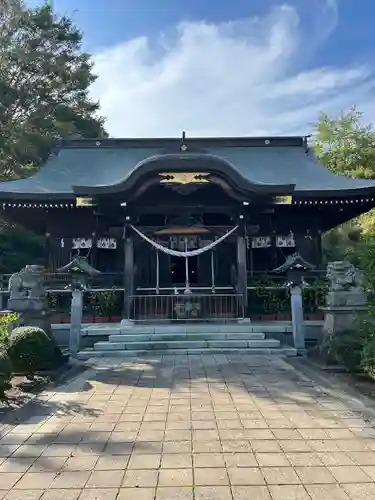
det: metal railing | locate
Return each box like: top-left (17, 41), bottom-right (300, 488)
top-left (136, 286), bottom-right (233, 294)
top-left (245, 273), bottom-right (328, 318)
top-left (0, 269), bottom-right (327, 322)
top-left (128, 293), bottom-right (245, 322)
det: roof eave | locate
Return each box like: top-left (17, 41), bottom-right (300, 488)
top-left (295, 186), bottom-right (375, 197)
top-left (0, 191), bottom-right (75, 201)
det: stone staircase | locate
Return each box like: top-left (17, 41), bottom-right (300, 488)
top-left (77, 322), bottom-right (297, 359)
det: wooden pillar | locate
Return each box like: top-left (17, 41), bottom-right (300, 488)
top-left (237, 233), bottom-right (248, 312)
top-left (156, 250), bottom-right (160, 294)
top-left (211, 251), bottom-right (215, 292)
top-left (315, 231), bottom-right (323, 267)
top-left (156, 238), bottom-right (169, 288)
top-left (123, 235), bottom-right (134, 319)
top-left (45, 232), bottom-right (51, 270)
top-left (90, 233), bottom-right (97, 268)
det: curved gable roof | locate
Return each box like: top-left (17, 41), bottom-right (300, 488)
top-left (1, 136), bottom-right (375, 199)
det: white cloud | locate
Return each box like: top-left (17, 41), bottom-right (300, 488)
top-left (90, 1), bottom-right (375, 137)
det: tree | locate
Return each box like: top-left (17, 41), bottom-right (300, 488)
top-left (314, 108), bottom-right (375, 261)
top-left (0, 1), bottom-right (107, 274)
top-left (0, 0), bottom-right (107, 178)
top-left (321, 221), bottom-right (361, 263)
top-left (314, 107), bottom-right (375, 180)
top-left (0, 227), bottom-right (45, 273)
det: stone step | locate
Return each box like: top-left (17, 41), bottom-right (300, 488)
top-left (121, 323), bottom-right (287, 334)
top-left (108, 332), bottom-right (266, 342)
top-left (81, 322), bottom-right (293, 337)
top-left (78, 346), bottom-right (297, 359)
top-left (94, 339), bottom-right (281, 351)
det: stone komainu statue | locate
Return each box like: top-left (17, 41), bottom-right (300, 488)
top-left (8, 265), bottom-right (46, 301)
top-left (7, 265), bottom-right (51, 332)
top-left (326, 261), bottom-right (362, 291)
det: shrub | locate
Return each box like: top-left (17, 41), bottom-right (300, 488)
top-left (316, 336), bottom-right (338, 365)
top-left (0, 350), bottom-right (12, 401)
top-left (87, 290), bottom-right (119, 318)
top-left (361, 337), bottom-right (375, 377)
top-left (350, 234), bottom-right (375, 317)
top-left (359, 320), bottom-right (375, 376)
top-left (0, 312), bottom-right (19, 346)
top-left (329, 330), bottom-right (366, 373)
top-left (8, 326), bottom-right (62, 378)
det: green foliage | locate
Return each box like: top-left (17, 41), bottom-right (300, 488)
top-left (247, 277), bottom-right (327, 316)
top-left (349, 234), bottom-right (375, 316)
top-left (322, 222), bottom-right (362, 264)
top-left (314, 107), bottom-right (375, 376)
top-left (329, 330), bottom-right (366, 373)
top-left (327, 234), bottom-right (375, 376)
top-left (0, 0), bottom-right (107, 178)
top-left (0, 312), bottom-right (19, 345)
top-left (302, 279), bottom-right (328, 313)
top-left (361, 336), bottom-right (375, 378)
top-left (0, 228), bottom-right (45, 273)
top-left (252, 277), bottom-right (289, 315)
top-left (314, 106), bottom-right (375, 179)
top-left (86, 290), bottom-right (120, 317)
top-left (47, 291), bottom-right (70, 320)
top-left (0, 350), bottom-right (12, 401)
top-left (315, 107), bottom-right (375, 261)
top-left (8, 326), bottom-right (62, 376)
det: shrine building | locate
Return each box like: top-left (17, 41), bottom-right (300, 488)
top-left (1, 134), bottom-right (375, 321)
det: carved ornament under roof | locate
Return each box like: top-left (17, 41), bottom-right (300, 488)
top-left (159, 172), bottom-right (210, 185)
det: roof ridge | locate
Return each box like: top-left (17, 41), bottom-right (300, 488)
top-left (58, 136), bottom-right (305, 149)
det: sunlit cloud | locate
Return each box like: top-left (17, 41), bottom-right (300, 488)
top-left (91, 1), bottom-right (375, 137)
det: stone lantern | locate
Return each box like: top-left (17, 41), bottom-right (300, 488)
top-left (273, 253), bottom-right (314, 353)
top-left (57, 256), bottom-right (101, 290)
top-left (57, 257), bottom-right (101, 358)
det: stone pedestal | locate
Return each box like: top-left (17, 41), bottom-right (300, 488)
top-left (322, 286), bottom-right (367, 338)
top-left (326, 288), bottom-right (366, 307)
top-left (322, 304), bottom-right (368, 337)
top-left (321, 261), bottom-right (368, 340)
top-left (290, 285), bottom-right (306, 353)
top-left (8, 297), bottom-right (53, 337)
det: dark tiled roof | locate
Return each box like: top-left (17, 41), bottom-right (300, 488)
top-left (1, 136), bottom-right (375, 199)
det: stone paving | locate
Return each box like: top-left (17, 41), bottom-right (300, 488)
top-left (1, 354), bottom-right (375, 499)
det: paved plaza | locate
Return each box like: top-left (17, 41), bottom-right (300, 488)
top-left (1, 354), bottom-right (375, 499)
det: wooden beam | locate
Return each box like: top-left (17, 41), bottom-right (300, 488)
top-left (126, 205), bottom-right (241, 216)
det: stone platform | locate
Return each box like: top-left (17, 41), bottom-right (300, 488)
top-left (77, 323), bottom-right (298, 359)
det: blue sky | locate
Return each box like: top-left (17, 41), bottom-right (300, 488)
top-left (28, 0), bottom-right (375, 136)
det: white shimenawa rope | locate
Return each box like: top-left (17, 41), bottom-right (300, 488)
top-left (130, 224), bottom-right (239, 257)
